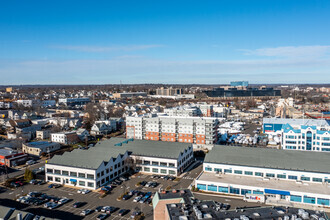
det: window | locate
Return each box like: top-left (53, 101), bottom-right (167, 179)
top-left (224, 169), bottom-right (232, 173)
top-left (197, 184), bottom-right (206, 190)
top-left (87, 182), bottom-right (94, 188)
top-left (317, 198), bottom-right (330, 206)
top-left (79, 181), bottom-right (85, 186)
top-left (169, 163), bottom-right (175, 167)
top-left (266, 173), bottom-right (275, 178)
top-left (101, 171), bottom-right (104, 176)
top-left (241, 189), bottom-right (251, 195)
top-left (54, 169), bottom-right (61, 174)
top-left (143, 160), bottom-right (150, 165)
top-left (47, 176), bottom-right (53, 181)
top-left (160, 169), bottom-right (167, 174)
top-left (70, 172), bottom-right (77, 177)
top-left (230, 187), bottom-right (240, 194)
top-left (277, 174), bottom-right (286, 179)
top-left (54, 177), bottom-right (61, 182)
top-left (207, 185), bottom-right (217, 192)
top-left (244, 171), bottom-right (253, 176)
top-left (152, 168), bottom-right (159, 173)
top-left (160, 162), bottom-right (167, 167)
top-left (255, 172), bottom-right (263, 177)
top-left (46, 169), bottom-right (53, 173)
top-left (312, 177), bottom-right (322, 182)
top-left (87, 174), bottom-right (94, 179)
top-left (218, 186), bottom-right (229, 193)
top-left (78, 173), bottom-right (85, 178)
top-left (301, 176), bottom-right (310, 181)
top-left (303, 196), bottom-right (315, 204)
top-left (288, 175), bottom-right (298, 180)
top-left (253, 190), bottom-right (263, 194)
top-left (214, 168), bottom-right (222, 173)
top-left (144, 167), bottom-right (150, 172)
top-left (205, 167), bottom-right (212, 171)
top-left (169, 170), bottom-right (176, 175)
top-left (62, 171), bottom-right (69, 176)
top-left (290, 195), bottom-right (302, 202)
top-left (152, 161), bottom-right (159, 166)
top-left (234, 170), bottom-right (242, 174)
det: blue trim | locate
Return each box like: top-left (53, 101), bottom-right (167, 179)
top-left (265, 189), bottom-right (290, 196)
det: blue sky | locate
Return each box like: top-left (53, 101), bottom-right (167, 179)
top-left (1, 0), bottom-right (330, 84)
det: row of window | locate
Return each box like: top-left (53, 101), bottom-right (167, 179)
top-left (143, 166), bottom-right (176, 175)
top-left (197, 184), bottom-right (330, 206)
top-left (97, 161), bottom-right (125, 178)
top-left (47, 169), bottom-right (95, 179)
top-left (142, 161), bottom-right (176, 167)
top-left (47, 176), bottom-right (95, 188)
top-left (204, 167), bottom-right (329, 183)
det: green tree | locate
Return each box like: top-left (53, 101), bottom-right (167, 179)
top-left (24, 168), bottom-right (34, 182)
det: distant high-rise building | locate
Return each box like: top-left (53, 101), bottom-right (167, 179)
top-left (156, 87), bottom-right (182, 96)
top-left (230, 81), bottom-right (249, 87)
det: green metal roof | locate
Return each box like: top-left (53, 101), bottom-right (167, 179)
top-left (48, 138), bottom-right (191, 169)
top-left (205, 145), bottom-right (330, 174)
top-left (96, 137), bottom-right (192, 159)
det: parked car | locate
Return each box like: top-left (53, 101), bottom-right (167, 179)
top-left (80, 209), bottom-right (93, 216)
top-left (96, 214), bottom-right (108, 220)
top-left (73, 202), bottom-right (84, 208)
top-left (133, 196), bottom-right (142, 202)
top-left (77, 188), bottom-right (90, 194)
top-left (122, 194), bottom-right (131, 200)
top-left (26, 160), bottom-right (36, 165)
top-left (118, 209), bottom-right (129, 216)
top-left (130, 211), bottom-right (141, 219)
top-left (37, 180), bottom-right (46, 185)
top-left (95, 206), bottom-right (104, 212)
top-left (140, 181), bottom-right (147, 186)
top-left (58, 198), bottom-right (70, 205)
top-left (29, 179), bottom-right (38, 185)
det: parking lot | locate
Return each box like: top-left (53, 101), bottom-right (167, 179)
top-left (0, 163), bottom-right (203, 220)
top-left (0, 161), bottom-right (271, 220)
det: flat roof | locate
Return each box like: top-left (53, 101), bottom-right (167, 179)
top-left (205, 145), bottom-right (330, 174)
top-left (263, 118), bottom-right (329, 127)
top-left (197, 172), bottom-right (330, 195)
top-left (48, 138), bottom-right (191, 169)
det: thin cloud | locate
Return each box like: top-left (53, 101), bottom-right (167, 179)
top-left (51, 44), bottom-right (164, 52)
top-left (240, 45), bottom-right (330, 58)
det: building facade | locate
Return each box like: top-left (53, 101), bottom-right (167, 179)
top-left (126, 115), bottom-right (220, 145)
top-left (51, 132), bottom-right (79, 145)
top-left (45, 138), bottom-right (194, 189)
top-left (195, 146), bottom-right (330, 208)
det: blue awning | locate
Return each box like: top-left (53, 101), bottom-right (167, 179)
top-left (69, 179), bottom-right (77, 182)
top-left (265, 189), bottom-right (290, 196)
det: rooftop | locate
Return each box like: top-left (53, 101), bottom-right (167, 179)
top-left (48, 138), bottom-right (191, 169)
top-left (263, 118), bottom-right (330, 127)
top-left (205, 145), bottom-right (330, 174)
top-left (197, 172), bottom-right (330, 195)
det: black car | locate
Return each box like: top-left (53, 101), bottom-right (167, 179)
top-left (118, 209), bottom-right (129, 216)
top-left (96, 214), bottom-right (108, 220)
top-left (140, 181), bottom-right (147, 186)
top-left (122, 194), bottom-right (131, 200)
top-left (73, 202), bottom-right (84, 208)
top-left (95, 206), bottom-right (103, 212)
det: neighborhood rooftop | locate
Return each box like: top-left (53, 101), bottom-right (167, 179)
top-left (205, 145), bottom-right (330, 174)
top-left (48, 138), bottom-right (191, 169)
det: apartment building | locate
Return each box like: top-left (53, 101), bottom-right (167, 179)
top-left (195, 145), bottom-right (330, 208)
top-left (126, 115), bottom-right (220, 145)
top-left (45, 138), bottom-right (193, 189)
top-left (51, 132), bottom-right (79, 145)
top-left (58, 98), bottom-right (90, 106)
top-left (156, 87), bottom-right (182, 96)
top-left (281, 124), bottom-right (330, 152)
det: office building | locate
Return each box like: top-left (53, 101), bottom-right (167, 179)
top-left (45, 138), bottom-right (193, 189)
top-left (22, 141), bottom-right (61, 157)
top-left (230, 81), bottom-right (249, 87)
top-left (58, 98), bottom-right (90, 106)
top-left (203, 87), bottom-right (281, 98)
top-left (195, 145), bottom-right (330, 208)
top-left (156, 87), bottom-right (183, 96)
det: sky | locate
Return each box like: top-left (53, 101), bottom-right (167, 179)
top-left (1, 0), bottom-right (330, 85)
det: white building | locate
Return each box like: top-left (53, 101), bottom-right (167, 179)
top-left (16, 99), bottom-right (40, 108)
top-left (281, 124), bottom-right (330, 152)
top-left (58, 98), bottom-right (90, 106)
top-left (126, 115), bottom-right (221, 146)
top-left (45, 138), bottom-right (193, 190)
top-left (195, 145), bottom-right (330, 208)
top-left (51, 132), bottom-right (79, 145)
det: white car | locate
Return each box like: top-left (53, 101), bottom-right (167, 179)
top-left (58, 198), bottom-right (69, 204)
top-left (80, 209), bottom-right (93, 216)
top-left (133, 196), bottom-right (141, 202)
top-left (77, 188), bottom-right (91, 194)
